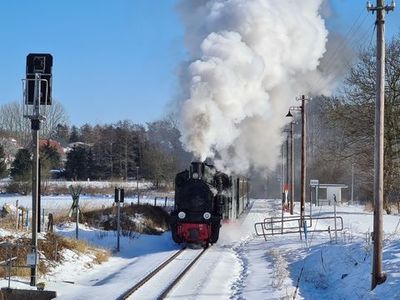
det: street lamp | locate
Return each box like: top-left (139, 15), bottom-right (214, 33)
top-left (286, 95), bottom-right (311, 225)
top-left (284, 121), bottom-right (295, 215)
top-left (136, 166), bottom-right (140, 205)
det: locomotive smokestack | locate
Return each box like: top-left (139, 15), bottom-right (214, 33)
top-left (190, 161), bottom-right (203, 179)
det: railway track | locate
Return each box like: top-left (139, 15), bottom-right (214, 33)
top-left (117, 247), bottom-right (208, 300)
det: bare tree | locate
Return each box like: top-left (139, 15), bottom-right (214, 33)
top-left (313, 36), bottom-right (400, 210)
top-left (0, 102), bottom-right (30, 146)
top-left (0, 100), bottom-right (69, 147)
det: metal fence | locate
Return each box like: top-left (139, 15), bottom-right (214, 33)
top-left (254, 215), bottom-right (344, 241)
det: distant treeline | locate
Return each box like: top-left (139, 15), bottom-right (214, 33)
top-left (0, 115), bottom-right (192, 191)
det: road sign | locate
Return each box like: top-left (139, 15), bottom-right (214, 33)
top-left (310, 179), bottom-right (319, 186)
top-left (27, 252), bottom-right (38, 266)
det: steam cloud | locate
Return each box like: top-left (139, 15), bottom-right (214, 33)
top-left (178, 0), bottom-right (328, 174)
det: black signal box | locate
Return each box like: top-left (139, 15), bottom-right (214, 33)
top-left (26, 53), bottom-right (53, 105)
top-left (115, 188), bottom-right (125, 203)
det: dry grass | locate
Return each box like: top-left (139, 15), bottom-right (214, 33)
top-left (364, 201), bottom-right (374, 212)
top-left (52, 211), bottom-right (73, 226)
top-left (363, 201), bottom-right (400, 215)
top-left (56, 235), bottom-right (89, 253)
top-left (0, 233), bottom-right (110, 278)
top-left (0, 215), bottom-right (18, 231)
top-left (93, 248), bottom-right (109, 264)
top-left (82, 204), bottom-right (170, 235)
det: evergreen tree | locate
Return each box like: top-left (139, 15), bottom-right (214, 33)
top-left (80, 124), bottom-right (94, 143)
top-left (10, 148), bottom-right (31, 181)
top-left (0, 145), bottom-right (7, 178)
top-left (65, 146), bottom-right (88, 180)
top-left (86, 149), bottom-right (97, 179)
top-left (40, 141), bottom-right (61, 170)
top-left (69, 126), bottom-right (80, 143)
top-left (52, 124), bottom-right (70, 146)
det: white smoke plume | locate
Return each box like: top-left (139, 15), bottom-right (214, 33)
top-left (178, 0), bottom-right (328, 174)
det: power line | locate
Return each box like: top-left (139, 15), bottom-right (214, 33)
top-left (316, 22), bottom-right (377, 94)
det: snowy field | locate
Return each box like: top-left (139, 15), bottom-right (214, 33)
top-left (0, 179), bottom-right (153, 190)
top-left (0, 197), bottom-right (399, 299)
top-left (0, 193), bottom-right (175, 218)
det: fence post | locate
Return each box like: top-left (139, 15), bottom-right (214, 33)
top-left (271, 217), bottom-right (274, 235)
top-left (164, 197), bottom-right (167, 207)
top-left (281, 192), bottom-right (284, 235)
top-left (48, 213), bottom-right (54, 233)
top-left (298, 219), bottom-right (302, 240)
top-left (334, 194), bottom-right (338, 244)
top-left (328, 226), bottom-right (332, 243)
top-left (25, 210), bottom-right (29, 229)
top-left (304, 221), bottom-right (308, 241)
top-left (21, 210), bottom-right (24, 230)
top-left (154, 197), bottom-right (157, 206)
top-left (15, 200), bottom-right (19, 231)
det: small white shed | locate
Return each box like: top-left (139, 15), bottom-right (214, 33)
top-left (316, 183), bottom-right (348, 205)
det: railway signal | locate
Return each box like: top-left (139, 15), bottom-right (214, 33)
top-left (115, 187), bottom-right (125, 203)
top-left (26, 53), bottom-right (53, 105)
top-left (23, 53), bottom-right (54, 287)
top-left (115, 187), bottom-right (124, 252)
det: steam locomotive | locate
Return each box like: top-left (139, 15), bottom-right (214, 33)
top-left (170, 162), bottom-right (231, 246)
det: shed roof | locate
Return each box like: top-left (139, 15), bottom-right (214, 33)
top-left (318, 184), bottom-right (348, 189)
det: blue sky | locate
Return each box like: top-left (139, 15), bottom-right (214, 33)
top-left (0, 0), bottom-right (399, 126)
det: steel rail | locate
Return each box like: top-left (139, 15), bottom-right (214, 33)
top-left (157, 247), bottom-right (207, 300)
top-left (117, 247), bottom-right (186, 300)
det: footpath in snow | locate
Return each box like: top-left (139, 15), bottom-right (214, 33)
top-left (223, 199), bottom-right (400, 300)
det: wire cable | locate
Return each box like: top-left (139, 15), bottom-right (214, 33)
top-left (313, 11), bottom-right (372, 93)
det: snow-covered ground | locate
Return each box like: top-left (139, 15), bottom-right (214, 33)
top-left (0, 197), bottom-right (399, 299)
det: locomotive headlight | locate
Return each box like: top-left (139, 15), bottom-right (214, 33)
top-left (192, 172), bottom-right (199, 179)
top-left (203, 212), bottom-right (211, 220)
top-left (178, 211), bottom-right (186, 219)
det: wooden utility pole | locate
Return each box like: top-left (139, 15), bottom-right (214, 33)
top-left (367, 0), bottom-right (395, 290)
top-left (286, 95), bottom-right (310, 221)
top-left (290, 121), bottom-right (294, 215)
top-left (351, 163), bottom-right (355, 204)
top-left (300, 95), bottom-right (309, 225)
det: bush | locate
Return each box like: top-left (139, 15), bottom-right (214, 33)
top-left (5, 181), bottom-right (31, 195)
top-left (0, 233), bottom-right (110, 278)
top-left (82, 204), bottom-right (170, 235)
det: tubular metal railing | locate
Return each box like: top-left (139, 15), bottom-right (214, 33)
top-left (254, 215), bottom-right (344, 241)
